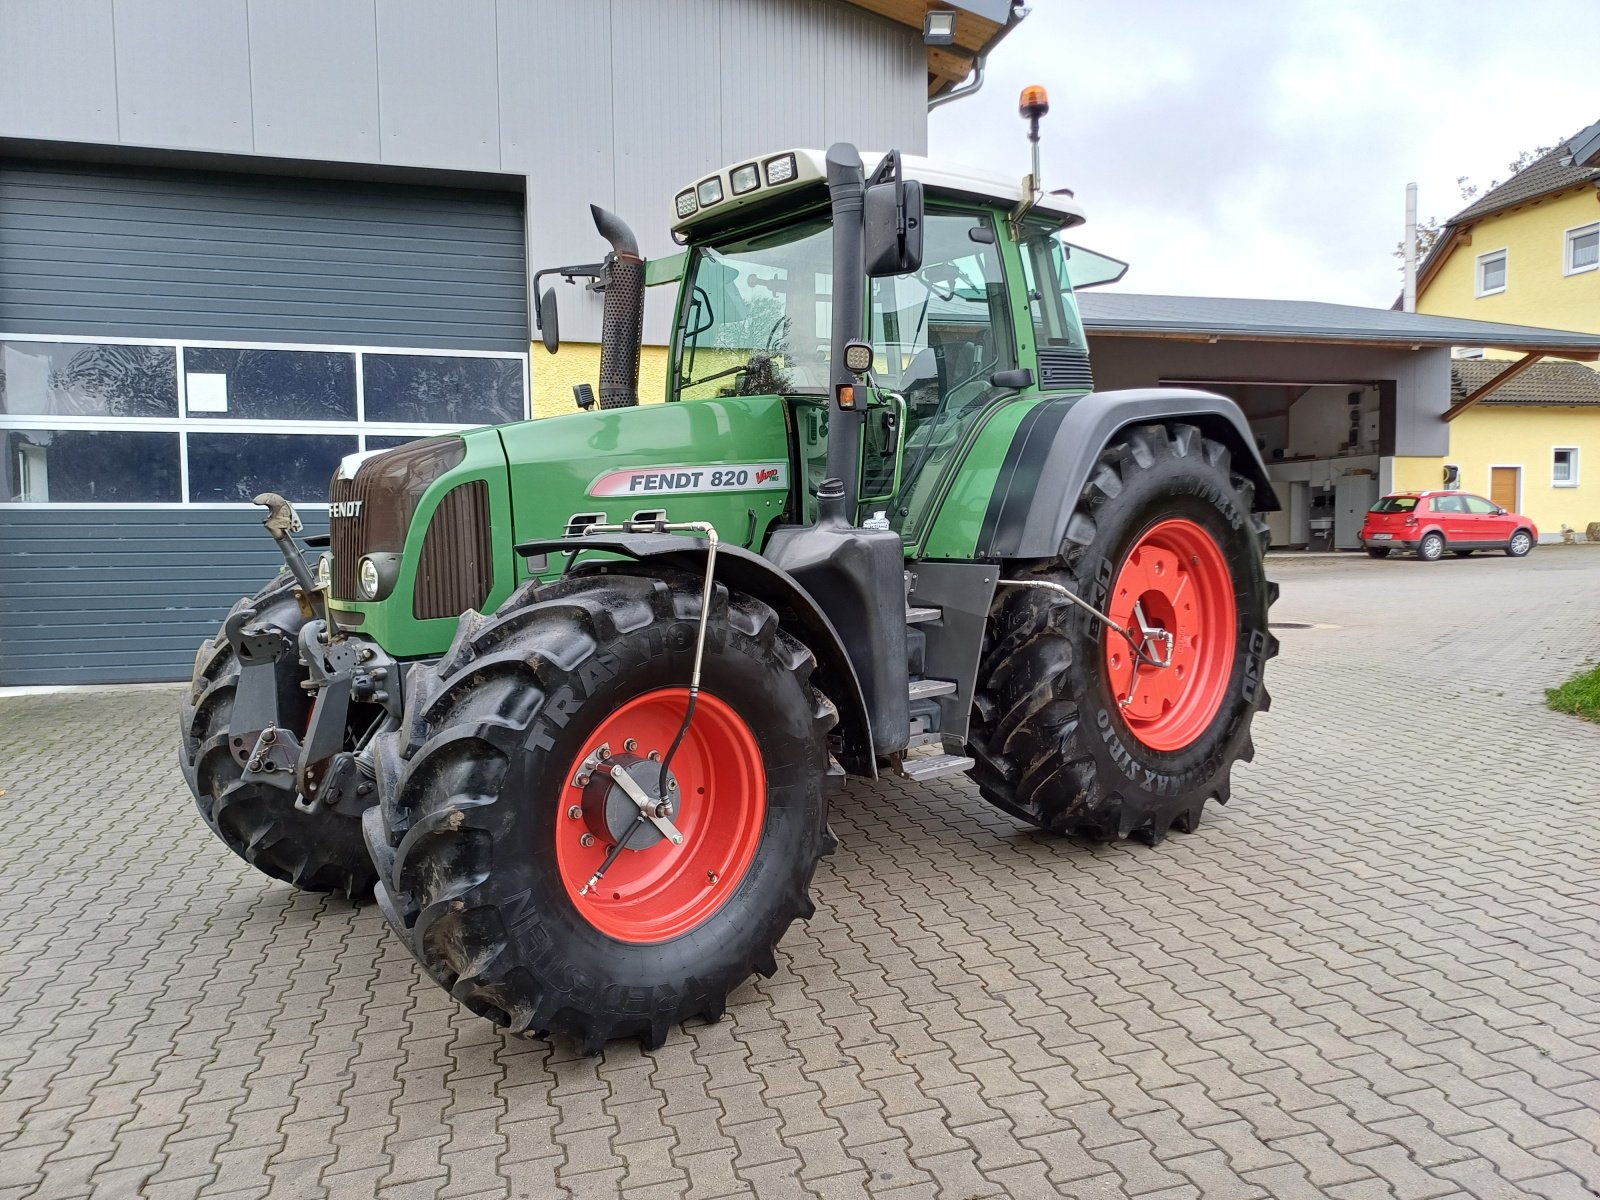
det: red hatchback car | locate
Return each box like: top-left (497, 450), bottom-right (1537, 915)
top-left (1360, 491), bottom-right (1538, 560)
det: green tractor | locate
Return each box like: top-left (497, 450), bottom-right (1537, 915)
top-left (180, 94), bottom-right (1277, 1052)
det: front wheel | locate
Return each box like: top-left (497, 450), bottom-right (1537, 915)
top-left (368, 571), bottom-right (834, 1052)
top-left (1417, 532), bottom-right (1445, 561)
top-left (969, 423), bottom-right (1276, 843)
top-left (1506, 530), bottom-right (1534, 557)
top-left (179, 572), bottom-right (377, 898)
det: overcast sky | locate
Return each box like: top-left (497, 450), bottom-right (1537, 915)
top-left (929, 0), bottom-right (1597, 308)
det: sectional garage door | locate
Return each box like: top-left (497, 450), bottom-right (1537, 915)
top-left (0, 157), bottom-right (528, 685)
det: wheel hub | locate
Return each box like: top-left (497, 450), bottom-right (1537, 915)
top-left (1104, 518), bottom-right (1238, 752)
top-left (577, 753), bottom-right (680, 849)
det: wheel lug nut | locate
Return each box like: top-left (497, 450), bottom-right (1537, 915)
top-left (579, 833), bottom-right (595, 847)
top-left (647, 750), bottom-right (661, 761)
top-left (623, 738), bottom-right (637, 752)
top-left (597, 747), bottom-right (611, 760)
top-left (567, 806), bottom-right (582, 820)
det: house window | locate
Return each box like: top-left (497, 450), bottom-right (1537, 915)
top-left (1566, 223), bottom-right (1599, 276)
top-left (1554, 447), bottom-right (1579, 487)
top-left (1476, 250), bottom-right (1508, 297)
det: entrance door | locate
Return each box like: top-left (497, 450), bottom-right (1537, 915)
top-left (1490, 467), bottom-right (1520, 513)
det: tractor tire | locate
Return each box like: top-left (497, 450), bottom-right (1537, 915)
top-left (1366, 547), bottom-right (1391, 559)
top-left (968, 423), bottom-right (1276, 843)
top-left (367, 570), bottom-right (834, 1052)
top-left (180, 571), bottom-right (377, 899)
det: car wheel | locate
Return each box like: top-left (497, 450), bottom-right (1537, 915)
top-left (1506, 529), bottom-right (1534, 558)
top-left (1451, 549), bottom-right (1473, 557)
top-left (1365, 547), bottom-right (1391, 559)
top-left (1417, 532), bottom-right (1445, 561)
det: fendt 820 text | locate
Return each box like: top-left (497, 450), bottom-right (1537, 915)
top-left (180, 91), bottom-right (1278, 1052)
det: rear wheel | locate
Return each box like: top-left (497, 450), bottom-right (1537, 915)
top-left (1417, 532), bottom-right (1445, 561)
top-left (179, 572), bottom-right (377, 898)
top-left (368, 571), bottom-right (834, 1051)
top-left (1507, 529), bottom-right (1534, 557)
top-left (968, 423), bottom-right (1276, 843)
top-left (1366, 547), bottom-right (1391, 559)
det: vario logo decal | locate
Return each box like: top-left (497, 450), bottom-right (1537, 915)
top-left (588, 463), bottom-right (789, 498)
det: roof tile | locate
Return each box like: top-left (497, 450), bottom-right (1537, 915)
top-left (1451, 358), bottom-right (1600, 407)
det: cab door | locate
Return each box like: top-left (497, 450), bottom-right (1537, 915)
top-left (865, 210), bottom-right (1017, 538)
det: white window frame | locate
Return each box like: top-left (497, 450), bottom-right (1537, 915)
top-left (1553, 445), bottom-right (1580, 488)
top-left (0, 331), bottom-right (530, 510)
top-left (1564, 221), bottom-right (1600, 277)
top-left (1475, 248), bottom-right (1508, 297)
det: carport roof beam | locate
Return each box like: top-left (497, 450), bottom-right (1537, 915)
top-left (1442, 352), bottom-right (1543, 422)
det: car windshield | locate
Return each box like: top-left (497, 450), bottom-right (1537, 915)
top-left (1370, 496), bottom-right (1419, 513)
top-left (673, 220), bottom-right (832, 401)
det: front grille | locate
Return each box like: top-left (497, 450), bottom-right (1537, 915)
top-left (327, 436), bottom-right (465, 602)
top-left (329, 472), bottom-right (372, 600)
top-left (1038, 346), bottom-right (1095, 390)
top-left (414, 481), bottom-right (493, 620)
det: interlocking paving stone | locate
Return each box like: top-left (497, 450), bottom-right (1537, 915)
top-left (2, 547), bottom-right (1599, 1198)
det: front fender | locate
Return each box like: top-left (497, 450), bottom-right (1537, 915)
top-left (515, 534), bottom-right (876, 778)
top-left (979, 388), bottom-right (1278, 560)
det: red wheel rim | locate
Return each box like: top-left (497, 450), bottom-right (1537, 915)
top-left (1102, 518), bottom-right (1237, 752)
top-left (556, 688), bottom-right (766, 943)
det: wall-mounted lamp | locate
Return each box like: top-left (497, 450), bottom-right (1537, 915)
top-left (924, 10), bottom-right (956, 45)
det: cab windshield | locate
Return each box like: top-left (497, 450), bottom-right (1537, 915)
top-left (673, 220), bottom-right (832, 401)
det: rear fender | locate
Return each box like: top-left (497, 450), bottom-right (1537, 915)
top-left (516, 535), bottom-right (876, 778)
top-left (980, 388), bottom-right (1278, 559)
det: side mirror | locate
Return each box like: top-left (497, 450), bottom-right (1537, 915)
top-left (864, 177), bottom-right (923, 277)
top-left (538, 286), bottom-right (560, 354)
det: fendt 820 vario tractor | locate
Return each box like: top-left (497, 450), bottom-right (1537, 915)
top-left (180, 93), bottom-right (1277, 1051)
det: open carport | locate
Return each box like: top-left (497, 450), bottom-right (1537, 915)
top-left (1078, 293), bottom-right (1600, 548)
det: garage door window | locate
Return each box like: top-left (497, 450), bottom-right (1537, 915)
top-left (1, 341), bottom-right (178, 418)
top-left (0, 335), bottom-right (527, 508)
top-left (3, 428), bottom-right (181, 503)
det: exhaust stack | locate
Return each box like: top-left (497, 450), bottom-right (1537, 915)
top-left (591, 205), bottom-right (644, 409)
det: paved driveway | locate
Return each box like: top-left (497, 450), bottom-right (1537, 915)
top-left (3, 549), bottom-right (1599, 1200)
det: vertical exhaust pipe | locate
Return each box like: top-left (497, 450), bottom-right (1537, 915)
top-left (590, 204), bottom-right (644, 409)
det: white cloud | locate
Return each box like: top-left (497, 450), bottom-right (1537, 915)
top-left (931, 0), bottom-right (1596, 307)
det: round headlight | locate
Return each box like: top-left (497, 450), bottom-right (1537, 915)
top-left (315, 552), bottom-right (332, 590)
top-left (358, 556), bottom-right (380, 600)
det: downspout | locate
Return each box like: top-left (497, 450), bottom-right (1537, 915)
top-left (928, 53), bottom-right (986, 111)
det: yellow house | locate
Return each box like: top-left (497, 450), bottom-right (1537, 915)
top-left (1412, 119), bottom-right (1600, 538)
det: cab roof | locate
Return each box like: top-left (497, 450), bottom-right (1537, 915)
top-left (671, 148), bottom-right (1087, 238)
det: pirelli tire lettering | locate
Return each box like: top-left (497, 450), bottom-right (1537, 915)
top-left (589, 463), bottom-right (788, 498)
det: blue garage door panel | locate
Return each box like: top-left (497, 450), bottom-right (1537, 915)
top-left (0, 509), bottom-right (329, 686)
top-left (0, 159), bottom-right (527, 350)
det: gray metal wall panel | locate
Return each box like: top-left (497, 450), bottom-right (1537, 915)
top-left (374, 0), bottom-right (502, 171)
top-left (0, 159), bottom-right (528, 349)
top-left (111, 0), bottom-right (255, 153)
top-left (1, 0), bottom-right (930, 345)
top-left (0, 508), bottom-right (328, 686)
top-left (247, 0), bottom-right (383, 162)
top-left (498, 0), bottom-right (616, 347)
top-left (0, 0), bottom-right (121, 144)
